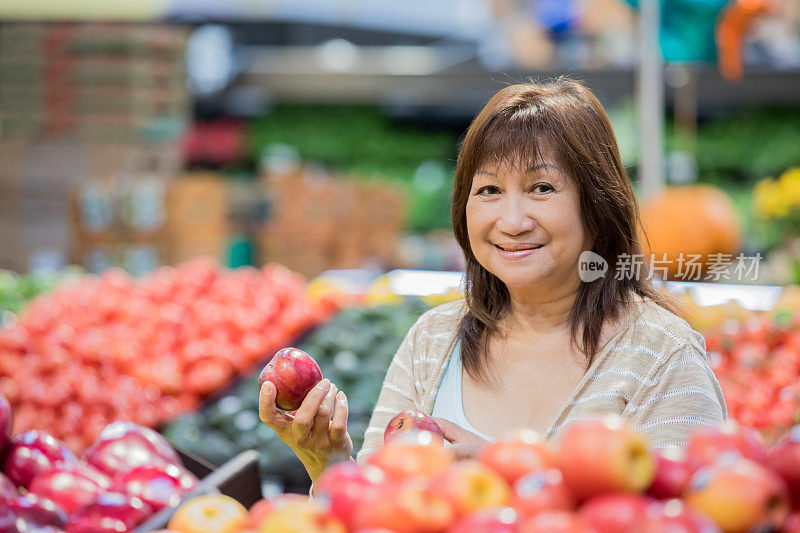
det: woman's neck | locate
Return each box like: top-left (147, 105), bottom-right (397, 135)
top-left (503, 286), bottom-right (580, 336)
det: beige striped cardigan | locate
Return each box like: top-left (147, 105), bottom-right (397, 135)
top-left (356, 296), bottom-right (728, 463)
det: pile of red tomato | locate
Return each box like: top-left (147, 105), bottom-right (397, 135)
top-left (0, 258), bottom-right (336, 454)
top-left (705, 312), bottom-right (800, 443)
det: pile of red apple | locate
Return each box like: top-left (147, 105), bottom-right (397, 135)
top-left (0, 390), bottom-right (199, 533)
top-left (704, 313), bottom-right (800, 442)
top-left (0, 258), bottom-right (337, 453)
top-left (167, 411), bottom-right (800, 533)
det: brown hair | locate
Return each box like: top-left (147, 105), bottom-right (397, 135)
top-left (452, 77), bottom-right (682, 387)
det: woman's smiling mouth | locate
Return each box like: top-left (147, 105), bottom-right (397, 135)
top-left (493, 243), bottom-right (545, 259)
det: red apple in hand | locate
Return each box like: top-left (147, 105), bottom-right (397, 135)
top-left (0, 391), bottom-right (12, 461)
top-left (259, 347), bottom-right (323, 411)
top-left (384, 409), bottom-right (444, 445)
top-left (66, 492), bottom-right (153, 533)
top-left (556, 416), bottom-right (655, 501)
top-left (29, 464), bottom-right (110, 514)
top-left (685, 455), bottom-right (789, 533)
top-left (112, 463), bottom-right (198, 512)
top-left (3, 430), bottom-right (77, 487)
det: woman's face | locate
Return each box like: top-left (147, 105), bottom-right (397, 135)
top-left (465, 154), bottom-right (591, 295)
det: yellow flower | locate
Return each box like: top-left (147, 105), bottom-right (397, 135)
top-left (778, 167), bottom-right (800, 209)
top-left (754, 178), bottom-right (788, 219)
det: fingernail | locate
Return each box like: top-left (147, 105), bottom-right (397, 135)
top-left (317, 378), bottom-right (331, 390)
top-left (336, 391), bottom-right (345, 402)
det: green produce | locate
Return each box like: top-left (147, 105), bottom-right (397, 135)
top-left (249, 105), bottom-right (457, 232)
top-left (0, 267), bottom-right (81, 317)
top-left (160, 298), bottom-right (431, 490)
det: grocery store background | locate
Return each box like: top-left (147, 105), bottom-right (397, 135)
top-left (1, 0), bottom-right (800, 496)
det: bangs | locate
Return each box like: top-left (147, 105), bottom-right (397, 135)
top-left (471, 106), bottom-right (552, 174)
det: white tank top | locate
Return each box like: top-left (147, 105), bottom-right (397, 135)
top-left (431, 342), bottom-right (497, 443)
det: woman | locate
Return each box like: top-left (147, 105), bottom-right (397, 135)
top-left (258, 78), bottom-right (727, 484)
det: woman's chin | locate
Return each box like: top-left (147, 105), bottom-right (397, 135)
top-left (496, 274), bottom-right (548, 291)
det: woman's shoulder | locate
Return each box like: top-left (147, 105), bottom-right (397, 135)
top-left (412, 299), bottom-right (467, 333)
top-left (617, 294), bottom-right (707, 363)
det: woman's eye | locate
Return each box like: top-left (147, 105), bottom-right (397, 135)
top-left (476, 186), bottom-right (500, 196)
top-left (531, 183), bottom-right (554, 194)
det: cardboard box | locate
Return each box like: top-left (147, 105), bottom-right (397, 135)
top-left (168, 235), bottom-right (227, 265)
top-left (166, 175), bottom-right (229, 241)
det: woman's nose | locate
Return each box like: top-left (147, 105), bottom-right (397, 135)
top-left (496, 197), bottom-right (536, 235)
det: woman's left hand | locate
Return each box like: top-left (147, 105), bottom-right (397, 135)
top-left (433, 417), bottom-right (491, 459)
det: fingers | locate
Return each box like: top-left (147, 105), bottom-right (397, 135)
top-left (432, 417), bottom-right (466, 443)
top-left (292, 379), bottom-right (332, 442)
top-left (311, 383), bottom-right (338, 437)
top-left (259, 381), bottom-right (292, 431)
top-left (329, 390), bottom-right (349, 447)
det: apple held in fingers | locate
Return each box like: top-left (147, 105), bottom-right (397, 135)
top-left (258, 347), bottom-right (323, 411)
top-left (555, 416), bottom-right (655, 501)
top-left (684, 455), bottom-right (789, 533)
top-left (384, 409), bottom-right (444, 445)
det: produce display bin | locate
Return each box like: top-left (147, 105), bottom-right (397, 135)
top-left (133, 449), bottom-right (263, 532)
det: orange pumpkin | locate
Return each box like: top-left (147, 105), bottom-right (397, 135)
top-left (639, 185), bottom-right (742, 280)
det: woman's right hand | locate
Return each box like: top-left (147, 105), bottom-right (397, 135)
top-left (258, 378), bottom-right (353, 482)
